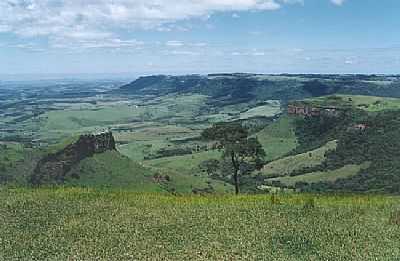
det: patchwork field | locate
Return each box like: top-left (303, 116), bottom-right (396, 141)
top-left (261, 140), bottom-right (337, 178)
top-left (144, 151), bottom-right (233, 194)
top-left (1, 188), bottom-right (399, 260)
top-left (306, 95), bottom-right (400, 112)
top-left (268, 162), bottom-right (371, 187)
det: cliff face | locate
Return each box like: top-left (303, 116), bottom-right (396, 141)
top-left (31, 132), bottom-right (116, 185)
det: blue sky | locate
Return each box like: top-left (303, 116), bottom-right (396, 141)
top-left (0, 0), bottom-right (399, 76)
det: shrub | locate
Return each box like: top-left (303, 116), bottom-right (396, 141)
top-left (389, 210), bottom-right (400, 225)
top-left (303, 197), bottom-right (316, 210)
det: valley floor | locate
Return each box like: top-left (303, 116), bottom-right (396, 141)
top-left (1, 188), bottom-right (399, 260)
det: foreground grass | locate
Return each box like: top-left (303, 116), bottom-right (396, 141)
top-left (1, 188), bottom-right (400, 260)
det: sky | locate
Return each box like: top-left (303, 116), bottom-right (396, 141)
top-left (0, 0), bottom-right (399, 77)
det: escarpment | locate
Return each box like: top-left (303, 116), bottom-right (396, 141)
top-left (31, 132), bottom-right (116, 185)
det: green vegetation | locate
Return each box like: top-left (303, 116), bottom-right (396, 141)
top-left (145, 151), bottom-right (233, 194)
top-left (1, 188), bottom-right (399, 260)
top-left (3, 76), bottom-right (400, 259)
top-left (66, 151), bottom-right (163, 192)
top-left (202, 122), bottom-right (265, 194)
top-left (239, 100), bottom-right (281, 120)
top-left (262, 140), bottom-right (337, 178)
top-left (281, 107), bottom-right (400, 193)
top-left (255, 116), bottom-right (298, 161)
top-left (145, 150), bottom-right (221, 172)
top-left (309, 95), bottom-right (400, 112)
top-left (268, 162), bottom-right (370, 187)
top-left (0, 143), bottom-right (39, 185)
top-left (3, 75), bottom-right (400, 194)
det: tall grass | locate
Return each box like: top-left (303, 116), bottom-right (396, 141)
top-left (1, 188), bottom-right (399, 260)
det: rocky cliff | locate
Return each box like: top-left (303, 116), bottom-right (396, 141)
top-left (31, 132), bottom-right (116, 185)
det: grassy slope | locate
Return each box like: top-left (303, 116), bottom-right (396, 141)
top-left (0, 143), bottom-right (43, 185)
top-left (65, 151), bottom-right (163, 192)
top-left (118, 140), bottom-right (172, 161)
top-left (306, 95), bottom-right (400, 112)
top-left (239, 101), bottom-right (281, 120)
top-left (145, 151), bottom-right (234, 194)
top-left (261, 140), bottom-right (337, 178)
top-left (145, 150), bottom-right (221, 171)
top-left (342, 95), bottom-right (400, 112)
top-left (268, 162), bottom-right (371, 187)
top-left (255, 115), bottom-right (298, 161)
top-left (0, 143), bottom-right (27, 183)
top-left (1, 188), bottom-right (399, 260)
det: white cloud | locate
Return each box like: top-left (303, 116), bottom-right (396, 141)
top-left (331, 0), bottom-right (346, 6)
top-left (50, 37), bottom-right (144, 50)
top-left (232, 13), bottom-right (240, 18)
top-left (166, 41), bottom-right (184, 47)
top-left (0, 0), bottom-right (301, 42)
top-left (167, 50), bottom-right (201, 56)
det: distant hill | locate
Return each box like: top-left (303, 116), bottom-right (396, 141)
top-left (116, 74), bottom-right (400, 107)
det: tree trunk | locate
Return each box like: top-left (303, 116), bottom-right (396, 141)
top-left (233, 168), bottom-right (239, 195)
top-left (231, 152), bottom-right (240, 195)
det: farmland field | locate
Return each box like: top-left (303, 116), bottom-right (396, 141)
top-left (267, 162), bottom-right (371, 187)
top-left (1, 188), bottom-right (399, 260)
top-left (262, 140), bottom-right (337, 178)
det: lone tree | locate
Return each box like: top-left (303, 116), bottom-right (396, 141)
top-left (202, 122), bottom-right (265, 194)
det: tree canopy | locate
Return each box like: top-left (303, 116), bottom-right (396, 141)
top-left (202, 122), bottom-right (265, 194)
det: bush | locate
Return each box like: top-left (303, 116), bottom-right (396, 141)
top-left (389, 210), bottom-right (400, 225)
top-left (303, 198), bottom-right (316, 210)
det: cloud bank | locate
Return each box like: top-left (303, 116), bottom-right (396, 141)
top-left (0, 0), bottom-right (304, 42)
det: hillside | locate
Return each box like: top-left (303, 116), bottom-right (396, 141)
top-left (65, 151), bottom-right (163, 192)
top-left (31, 132), bottom-right (117, 185)
top-left (0, 143), bottom-right (40, 185)
top-left (0, 132), bottom-right (232, 194)
top-left (260, 95), bottom-right (400, 193)
top-left (117, 74), bottom-right (400, 107)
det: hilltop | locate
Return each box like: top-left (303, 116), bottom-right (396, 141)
top-left (117, 74), bottom-right (400, 106)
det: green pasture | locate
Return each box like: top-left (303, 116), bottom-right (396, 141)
top-left (66, 151), bottom-right (162, 192)
top-left (144, 150), bottom-right (231, 193)
top-left (261, 140), bottom-right (337, 178)
top-left (307, 95), bottom-right (400, 112)
top-left (255, 116), bottom-right (298, 161)
top-left (145, 150), bottom-right (222, 172)
top-left (267, 162), bottom-right (370, 187)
